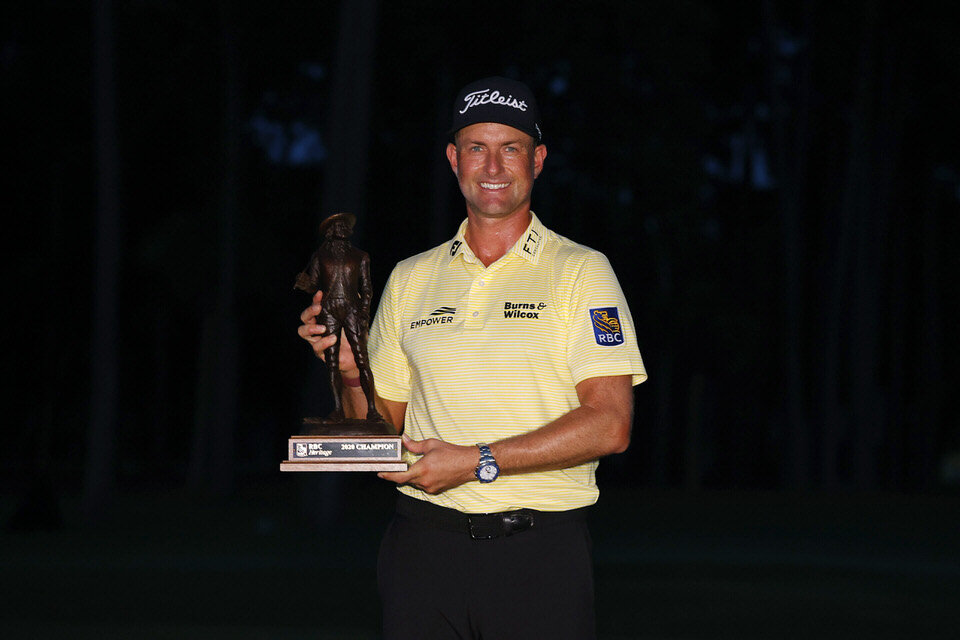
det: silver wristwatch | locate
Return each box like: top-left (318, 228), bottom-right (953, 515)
top-left (475, 443), bottom-right (500, 483)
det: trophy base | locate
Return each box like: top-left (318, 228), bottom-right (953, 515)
top-left (281, 417), bottom-right (407, 472)
top-left (280, 460), bottom-right (408, 472)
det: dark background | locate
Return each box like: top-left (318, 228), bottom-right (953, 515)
top-left (3, 1), bottom-right (959, 637)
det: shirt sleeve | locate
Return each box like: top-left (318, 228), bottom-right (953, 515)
top-left (368, 265), bottom-right (412, 402)
top-left (565, 251), bottom-right (647, 387)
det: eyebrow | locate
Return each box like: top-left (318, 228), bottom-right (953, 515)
top-left (465, 139), bottom-right (525, 147)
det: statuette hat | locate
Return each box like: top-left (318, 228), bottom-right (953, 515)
top-left (318, 212), bottom-right (356, 239)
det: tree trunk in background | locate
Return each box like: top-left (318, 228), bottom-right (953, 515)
top-left (188, 1), bottom-right (241, 496)
top-left (319, 0), bottom-right (378, 232)
top-left (868, 18), bottom-right (906, 489)
top-left (301, 0), bottom-right (380, 528)
top-left (151, 305), bottom-right (171, 477)
top-left (82, 0), bottom-right (121, 524)
top-left (430, 68), bottom-right (455, 245)
top-left (210, 1), bottom-right (241, 496)
top-left (848, 3), bottom-right (881, 490)
top-left (683, 373), bottom-right (705, 490)
top-left (40, 161), bottom-right (68, 501)
top-left (651, 246), bottom-right (674, 486)
top-left (762, 0), bottom-right (812, 488)
top-left (10, 160), bottom-right (68, 532)
top-left (886, 201), bottom-right (907, 488)
top-left (917, 174), bottom-right (943, 488)
top-left (189, 312), bottom-right (216, 489)
top-left (820, 1), bottom-right (874, 488)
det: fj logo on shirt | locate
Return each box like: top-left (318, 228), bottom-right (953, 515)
top-left (521, 229), bottom-right (541, 256)
top-left (450, 240), bottom-right (462, 257)
top-left (410, 307), bottom-right (456, 330)
top-left (504, 301), bottom-right (546, 318)
top-left (591, 307), bottom-right (625, 345)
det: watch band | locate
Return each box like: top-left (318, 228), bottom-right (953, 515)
top-left (475, 443), bottom-right (500, 483)
top-left (477, 443), bottom-right (495, 463)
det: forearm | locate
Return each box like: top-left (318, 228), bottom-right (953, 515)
top-left (493, 409), bottom-right (629, 475)
top-left (341, 382), bottom-right (367, 420)
top-left (490, 375), bottom-right (633, 476)
top-left (378, 376), bottom-right (633, 494)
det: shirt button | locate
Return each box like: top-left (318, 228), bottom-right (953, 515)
top-left (477, 279), bottom-right (485, 286)
top-left (472, 311), bottom-right (479, 318)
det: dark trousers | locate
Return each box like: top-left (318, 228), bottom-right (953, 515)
top-left (378, 495), bottom-right (597, 640)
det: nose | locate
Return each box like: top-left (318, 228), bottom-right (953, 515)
top-left (484, 151), bottom-right (502, 175)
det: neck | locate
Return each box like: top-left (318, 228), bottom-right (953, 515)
top-left (464, 210), bottom-right (532, 267)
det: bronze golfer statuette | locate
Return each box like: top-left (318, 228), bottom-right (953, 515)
top-left (281, 213), bottom-right (406, 472)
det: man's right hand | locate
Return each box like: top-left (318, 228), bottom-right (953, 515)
top-left (297, 290), bottom-right (359, 373)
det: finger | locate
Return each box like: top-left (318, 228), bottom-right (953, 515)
top-left (301, 333), bottom-right (338, 361)
top-left (400, 434), bottom-right (427, 454)
top-left (377, 471), bottom-right (407, 484)
top-left (300, 290), bottom-right (324, 324)
top-left (300, 304), bottom-right (321, 324)
top-left (297, 324), bottom-right (316, 342)
top-left (379, 452), bottom-right (424, 483)
top-left (297, 324), bottom-right (330, 343)
top-left (378, 467), bottom-right (418, 485)
top-left (314, 336), bottom-right (337, 357)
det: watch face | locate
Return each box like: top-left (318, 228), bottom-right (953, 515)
top-left (478, 463), bottom-right (498, 482)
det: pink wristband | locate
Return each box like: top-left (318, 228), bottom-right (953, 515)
top-left (342, 375), bottom-right (362, 388)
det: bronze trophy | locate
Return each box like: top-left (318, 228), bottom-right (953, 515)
top-left (281, 213), bottom-right (406, 472)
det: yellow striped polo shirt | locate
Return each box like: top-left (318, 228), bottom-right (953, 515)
top-left (368, 212), bottom-right (647, 512)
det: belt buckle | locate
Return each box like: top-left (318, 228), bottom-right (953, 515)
top-left (468, 515), bottom-right (498, 540)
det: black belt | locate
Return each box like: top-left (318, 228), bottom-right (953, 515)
top-left (395, 494), bottom-right (589, 540)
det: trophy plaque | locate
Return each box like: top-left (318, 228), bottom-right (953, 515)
top-left (282, 213), bottom-right (407, 473)
top-left (281, 419), bottom-right (406, 472)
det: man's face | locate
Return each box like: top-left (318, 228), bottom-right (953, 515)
top-left (327, 219), bottom-right (351, 239)
top-left (445, 122), bottom-right (547, 221)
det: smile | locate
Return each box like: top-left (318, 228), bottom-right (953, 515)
top-left (480, 182), bottom-right (510, 190)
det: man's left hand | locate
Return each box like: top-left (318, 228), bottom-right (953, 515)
top-left (378, 434), bottom-right (477, 495)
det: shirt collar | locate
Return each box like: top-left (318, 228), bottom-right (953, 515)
top-left (447, 212), bottom-right (546, 266)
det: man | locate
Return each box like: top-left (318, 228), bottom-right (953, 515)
top-left (298, 76), bottom-right (646, 639)
top-left (294, 212), bottom-right (381, 421)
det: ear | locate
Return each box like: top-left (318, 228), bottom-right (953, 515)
top-left (532, 144), bottom-right (547, 179)
top-left (445, 142), bottom-right (459, 176)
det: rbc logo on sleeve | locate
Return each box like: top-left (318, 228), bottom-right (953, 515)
top-left (591, 307), bottom-right (625, 346)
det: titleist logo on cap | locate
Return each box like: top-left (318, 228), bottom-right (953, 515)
top-left (448, 77), bottom-right (541, 142)
top-left (459, 89), bottom-right (529, 114)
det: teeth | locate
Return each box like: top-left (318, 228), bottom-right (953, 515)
top-left (480, 182), bottom-right (509, 190)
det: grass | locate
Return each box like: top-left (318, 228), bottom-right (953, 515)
top-left (2, 478), bottom-right (958, 638)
